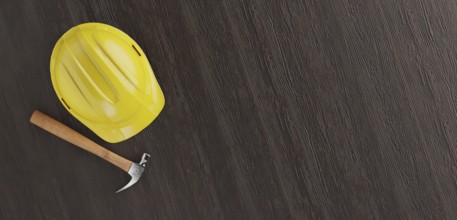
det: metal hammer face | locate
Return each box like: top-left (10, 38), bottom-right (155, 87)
top-left (116, 153), bottom-right (151, 193)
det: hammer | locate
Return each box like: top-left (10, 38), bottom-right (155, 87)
top-left (30, 110), bottom-right (150, 193)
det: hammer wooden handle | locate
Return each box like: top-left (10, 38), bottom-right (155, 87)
top-left (30, 110), bottom-right (132, 172)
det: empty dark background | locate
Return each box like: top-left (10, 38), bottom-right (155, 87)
top-left (2, 0), bottom-right (457, 219)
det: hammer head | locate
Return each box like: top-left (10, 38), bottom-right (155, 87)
top-left (116, 153), bottom-right (151, 193)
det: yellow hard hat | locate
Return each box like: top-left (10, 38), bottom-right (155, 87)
top-left (50, 23), bottom-right (165, 143)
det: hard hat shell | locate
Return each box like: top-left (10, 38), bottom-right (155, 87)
top-left (50, 23), bottom-right (165, 143)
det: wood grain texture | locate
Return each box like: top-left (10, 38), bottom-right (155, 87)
top-left (1, 0), bottom-right (457, 219)
top-left (29, 111), bottom-right (133, 173)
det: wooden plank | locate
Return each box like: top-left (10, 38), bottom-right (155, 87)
top-left (1, 0), bottom-right (457, 219)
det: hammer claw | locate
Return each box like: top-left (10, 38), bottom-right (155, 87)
top-left (116, 153), bottom-right (150, 193)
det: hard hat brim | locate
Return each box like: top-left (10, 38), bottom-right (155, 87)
top-left (81, 93), bottom-right (165, 143)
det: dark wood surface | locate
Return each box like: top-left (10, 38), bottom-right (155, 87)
top-left (2, 0), bottom-right (457, 219)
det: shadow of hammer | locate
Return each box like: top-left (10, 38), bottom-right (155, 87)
top-left (30, 110), bottom-right (150, 193)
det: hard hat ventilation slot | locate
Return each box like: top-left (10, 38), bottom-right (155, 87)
top-left (61, 98), bottom-right (71, 109)
top-left (132, 45), bottom-right (141, 56)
